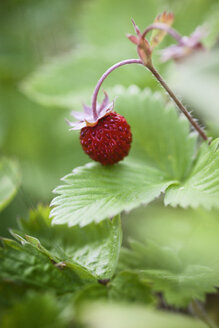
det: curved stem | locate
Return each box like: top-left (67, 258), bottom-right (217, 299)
top-left (147, 64), bottom-right (208, 141)
top-left (92, 59), bottom-right (143, 120)
top-left (91, 57), bottom-right (207, 141)
top-left (142, 23), bottom-right (182, 43)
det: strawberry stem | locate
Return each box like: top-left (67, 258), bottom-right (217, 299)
top-left (142, 23), bottom-right (182, 43)
top-left (147, 64), bottom-right (208, 141)
top-left (92, 59), bottom-right (143, 120)
top-left (91, 56), bottom-right (207, 141)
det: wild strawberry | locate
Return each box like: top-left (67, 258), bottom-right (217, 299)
top-left (67, 92), bottom-right (132, 165)
top-left (80, 112), bottom-right (132, 165)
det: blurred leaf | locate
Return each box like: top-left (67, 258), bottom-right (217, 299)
top-left (150, 12), bottom-right (175, 50)
top-left (78, 0), bottom-right (159, 47)
top-left (50, 87), bottom-right (197, 226)
top-left (74, 283), bottom-right (108, 306)
top-left (165, 139), bottom-right (219, 209)
top-left (78, 0), bottom-right (218, 47)
top-left (81, 303), bottom-right (206, 328)
top-left (108, 271), bottom-right (154, 304)
top-left (16, 206), bottom-right (122, 280)
top-left (0, 281), bottom-right (30, 312)
top-left (0, 86), bottom-right (87, 204)
top-left (0, 0), bottom-right (82, 81)
top-left (204, 3), bottom-right (219, 48)
top-left (0, 158), bottom-right (20, 211)
top-left (0, 291), bottom-right (74, 328)
top-left (120, 207), bottom-right (219, 307)
top-left (74, 271), bottom-right (154, 306)
top-left (168, 49), bottom-right (219, 130)
top-left (21, 46), bottom-right (155, 109)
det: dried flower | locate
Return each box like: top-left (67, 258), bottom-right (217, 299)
top-left (67, 92), bottom-right (114, 130)
top-left (161, 26), bottom-right (206, 62)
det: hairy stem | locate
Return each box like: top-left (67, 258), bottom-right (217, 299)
top-left (91, 57), bottom-right (207, 141)
top-left (191, 300), bottom-right (218, 328)
top-left (147, 64), bottom-right (208, 141)
top-left (92, 59), bottom-right (143, 120)
top-left (142, 23), bottom-right (182, 43)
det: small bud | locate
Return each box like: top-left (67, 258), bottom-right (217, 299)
top-left (128, 19), bottom-right (152, 66)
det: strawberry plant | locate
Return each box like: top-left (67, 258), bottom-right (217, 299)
top-left (1, 4), bottom-right (219, 328)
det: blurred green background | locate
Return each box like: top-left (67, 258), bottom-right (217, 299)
top-left (0, 0), bottom-right (219, 235)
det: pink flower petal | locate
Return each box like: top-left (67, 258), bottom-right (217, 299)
top-left (83, 104), bottom-right (92, 116)
top-left (68, 121), bottom-right (87, 130)
top-left (70, 111), bottom-right (85, 120)
top-left (98, 91), bottom-right (109, 114)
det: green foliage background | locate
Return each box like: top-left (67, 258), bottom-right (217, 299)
top-left (0, 0), bottom-right (219, 327)
top-left (0, 0), bottom-right (218, 232)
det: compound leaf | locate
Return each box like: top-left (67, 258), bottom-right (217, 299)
top-left (51, 161), bottom-right (175, 227)
top-left (51, 87), bottom-right (197, 226)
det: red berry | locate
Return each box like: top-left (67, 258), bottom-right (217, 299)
top-left (80, 112), bottom-right (132, 165)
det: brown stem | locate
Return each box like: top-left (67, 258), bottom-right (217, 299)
top-left (190, 300), bottom-right (218, 328)
top-left (147, 64), bottom-right (208, 141)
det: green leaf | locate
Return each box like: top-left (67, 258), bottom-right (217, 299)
top-left (51, 87), bottom-right (219, 225)
top-left (108, 272), bottom-right (154, 305)
top-left (0, 158), bottom-right (20, 211)
top-left (0, 237), bottom-right (88, 293)
top-left (120, 206), bottom-right (219, 307)
top-left (111, 86), bottom-right (197, 180)
top-left (73, 283), bottom-right (108, 306)
top-left (15, 206), bottom-right (122, 280)
top-left (51, 161), bottom-right (175, 227)
top-left (81, 303), bottom-right (206, 328)
top-left (165, 139), bottom-right (219, 209)
top-left (50, 87), bottom-right (196, 226)
top-left (74, 271), bottom-right (154, 307)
